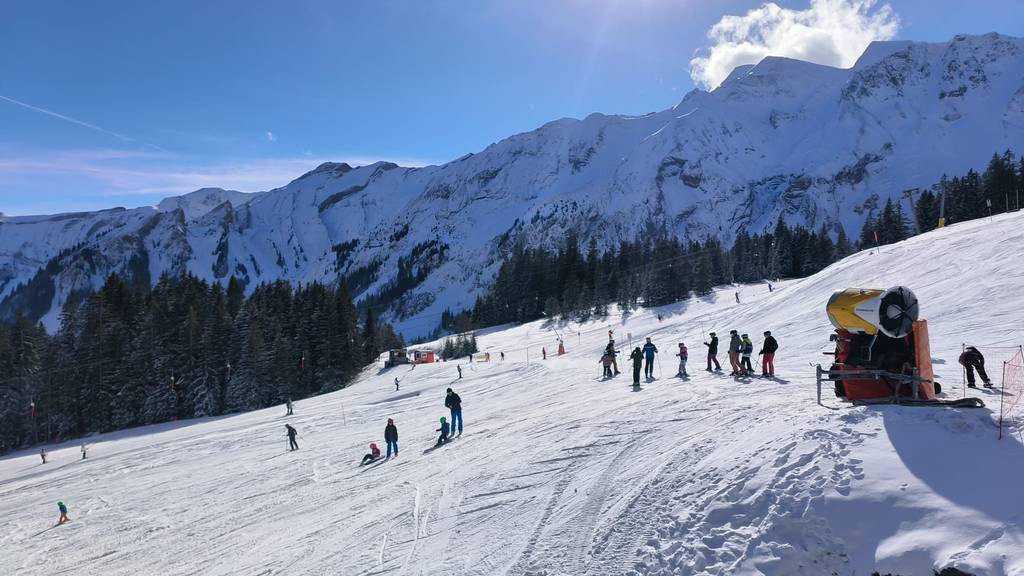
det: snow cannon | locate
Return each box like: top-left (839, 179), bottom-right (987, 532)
top-left (818, 286), bottom-right (936, 404)
top-left (826, 287), bottom-right (919, 338)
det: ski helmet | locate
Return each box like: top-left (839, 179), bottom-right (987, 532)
top-left (440, 416), bottom-right (447, 423)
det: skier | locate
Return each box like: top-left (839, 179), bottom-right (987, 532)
top-left (40, 448), bottom-right (47, 464)
top-left (704, 332), bottom-right (721, 372)
top-left (394, 377), bottom-right (400, 391)
top-left (735, 291), bottom-right (741, 304)
top-left (642, 338), bottom-right (658, 379)
top-left (445, 388), bottom-right (463, 435)
top-left (768, 282), bottom-right (774, 293)
top-left (361, 443), bottom-right (382, 465)
top-left (384, 418), bottom-right (399, 458)
top-left (57, 501), bottom-right (70, 525)
top-left (728, 330), bottom-right (743, 375)
top-left (676, 343), bottom-right (689, 377)
top-left (285, 424), bottom-right (299, 451)
top-left (959, 346), bottom-right (993, 388)
top-left (81, 444), bottom-right (87, 460)
top-left (286, 398), bottom-right (294, 416)
top-left (605, 341), bottom-right (620, 375)
top-left (436, 416), bottom-right (450, 446)
top-left (759, 331), bottom-right (778, 377)
top-left (599, 352), bottom-right (614, 379)
top-left (542, 347), bottom-right (547, 360)
top-left (629, 347), bottom-right (643, 386)
top-left (500, 351), bottom-right (505, 361)
top-left (740, 334), bottom-right (754, 375)
top-left (608, 329), bottom-right (614, 341)
top-left (457, 365), bottom-right (462, 379)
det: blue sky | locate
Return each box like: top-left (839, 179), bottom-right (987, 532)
top-left (1, 0), bottom-right (1021, 215)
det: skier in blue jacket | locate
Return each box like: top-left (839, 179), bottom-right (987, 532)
top-left (642, 338), bottom-right (658, 379)
top-left (436, 416), bottom-right (450, 446)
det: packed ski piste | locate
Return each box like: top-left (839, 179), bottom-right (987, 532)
top-left (3, 212), bottom-right (1024, 575)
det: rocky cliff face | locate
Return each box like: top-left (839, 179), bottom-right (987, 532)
top-left (2, 33), bottom-right (1022, 337)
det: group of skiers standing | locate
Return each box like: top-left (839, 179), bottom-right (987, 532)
top-left (703, 330), bottom-right (778, 377)
top-left (601, 329), bottom-right (779, 385)
top-left (357, 387), bottom-right (464, 466)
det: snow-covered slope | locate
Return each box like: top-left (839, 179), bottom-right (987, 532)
top-left (2, 33), bottom-right (1023, 337)
top-left (3, 209), bottom-right (1024, 575)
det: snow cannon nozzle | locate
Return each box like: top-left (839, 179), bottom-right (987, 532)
top-left (826, 286), bottom-right (919, 338)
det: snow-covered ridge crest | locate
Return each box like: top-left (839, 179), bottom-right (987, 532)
top-left (1, 32), bottom-right (1023, 338)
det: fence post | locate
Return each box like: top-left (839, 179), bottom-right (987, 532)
top-left (962, 343), bottom-right (967, 399)
top-left (1000, 360), bottom-right (1006, 440)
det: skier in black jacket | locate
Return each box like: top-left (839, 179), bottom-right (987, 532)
top-left (285, 424), bottom-right (299, 451)
top-left (445, 388), bottom-right (463, 435)
top-left (759, 331), bottom-right (779, 377)
top-left (704, 333), bottom-right (721, 372)
top-left (384, 418), bottom-right (399, 457)
top-left (629, 347), bottom-right (643, 386)
top-left (959, 346), bottom-right (992, 388)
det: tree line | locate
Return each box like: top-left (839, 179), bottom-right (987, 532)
top-left (0, 274), bottom-right (402, 455)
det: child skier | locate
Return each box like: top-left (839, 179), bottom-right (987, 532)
top-left (599, 352), bottom-right (614, 379)
top-left (741, 334), bottom-right (754, 375)
top-left (285, 424), bottom-right (299, 451)
top-left (605, 341), bottom-right (620, 375)
top-left (361, 443), bottom-right (382, 465)
top-left (57, 501), bottom-right (70, 524)
top-left (436, 416), bottom-right (450, 446)
top-left (676, 343), bottom-right (689, 377)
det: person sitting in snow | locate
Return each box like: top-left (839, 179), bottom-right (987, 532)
top-left (676, 342), bottom-right (689, 377)
top-left (436, 416), bottom-right (451, 446)
top-left (361, 442), bottom-right (382, 465)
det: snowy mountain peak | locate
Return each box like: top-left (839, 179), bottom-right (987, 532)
top-left (1, 33), bottom-right (1022, 338)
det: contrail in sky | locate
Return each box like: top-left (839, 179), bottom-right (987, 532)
top-left (0, 93), bottom-right (166, 151)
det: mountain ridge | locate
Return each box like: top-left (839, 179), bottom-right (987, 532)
top-left (2, 32), bottom-right (1022, 337)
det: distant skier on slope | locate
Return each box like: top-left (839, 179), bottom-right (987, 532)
top-left (394, 377), bottom-right (400, 391)
top-left (605, 341), bottom-right (620, 375)
top-left (57, 501), bottom-right (70, 525)
top-left (630, 347), bottom-right (643, 386)
top-left (959, 346), bottom-right (993, 388)
top-left (542, 347), bottom-right (547, 360)
top-left (285, 424), bottom-right (299, 451)
top-left (728, 330), bottom-right (743, 375)
top-left (81, 444), bottom-right (87, 460)
top-left (384, 418), bottom-right (399, 458)
top-left (445, 388), bottom-right (463, 435)
top-left (676, 342), bottom-right (689, 377)
top-left (457, 365), bottom-right (462, 379)
top-left (642, 338), bottom-right (658, 379)
top-left (735, 291), bottom-right (741, 304)
top-left (286, 398), bottom-right (294, 416)
top-left (436, 416), bottom-right (450, 446)
top-left (361, 443), bottom-right (382, 465)
top-left (759, 331), bottom-right (778, 377)
top-left (740, 334), bottom-right (754, 375)
top-left (704, 332), bottom-right (721, 372)
top-left (40, 448), bottom-right (47, 464)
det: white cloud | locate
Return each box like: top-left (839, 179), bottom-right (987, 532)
top-left (690, 0), bottom-right (900, 90)
top-left (266, 131), bottom-right (275, 142)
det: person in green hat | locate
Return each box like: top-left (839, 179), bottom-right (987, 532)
top-left (435, 416), bottom-right (450, 446)
top-left (57, 501), bottom-right (70, 525)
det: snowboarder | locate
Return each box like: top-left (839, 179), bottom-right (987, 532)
top-left (457, 365), bottom-right (462, 379)
top-left (728, 330), bottom-right (742, 375)
top-left (740, 334), bottom-right (754, 375)
top-left (630, 347), bottom-right (643, 386)
top-left (285, 424), bottom-right (299, 451)
top-left (445, 388), bottom-right (463, 435)
top-left (704, 332), bottom-right (721, 372)
top-left (286, 398), bottom-right (294, 416)
top-left (81, 444), bottom-right (87, 460)
top-left (394, 377), bottom-right (400, 391)
top-left (735, 291), bottom-right (741, 304)
top-left (599, 352), bottom-right (614, 379)
top-left (57, 501), bottom-right (70, 525)
top-left (959, 346), bottom-right (992, 388)
top-left (40, 448), bottom-right (47, 464)
top-left (361, 442), bottom-right (382, 465)
top-left (676, 343), bottom-right (689, 377)
top-left (384, 418), bottom-right (398, 458)
top-left (642, 338), bottom-right (658, 379)
top-left (605, 341), bottom-right (620, 375)
top-left (759, 331), bottom-right (778, 377)
top-left (436, 416), bottom-right (450, 445)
